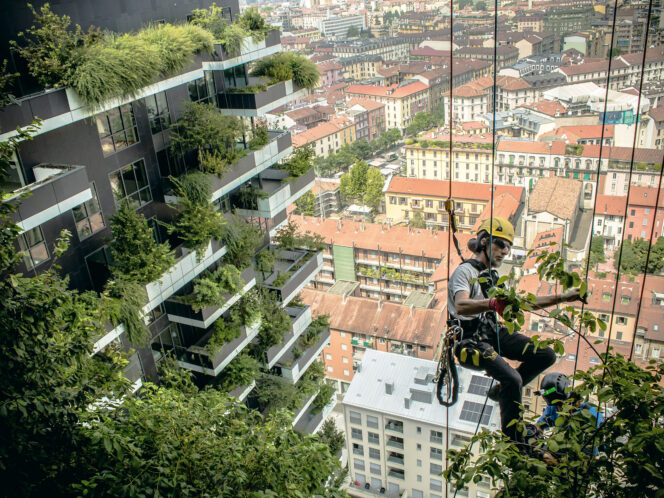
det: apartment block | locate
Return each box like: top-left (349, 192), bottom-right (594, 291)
top-left (1, 0), bottom-right (329, 430)
top-left (345, 81), bottom-right (429, 131)
top-left (347, 98), bottom-right (387, 141)
top-left (343, 349), bottom-right (499, 497)
top-left (301, 288), bottom-right (446, 394)
top-left (291, 117), bottom-right (356, 158)
top-left (290, 215), bottom-right (458, 302)
top-left (384, 177), bottom-right (524, 233)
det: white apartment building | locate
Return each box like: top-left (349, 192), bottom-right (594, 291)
top-left (343, 349), bottom-right (499, 498)
top-left (322, 15), bottom-right (366, 38)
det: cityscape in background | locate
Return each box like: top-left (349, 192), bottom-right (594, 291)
top-left (1, 0), bottom-right (662, 496)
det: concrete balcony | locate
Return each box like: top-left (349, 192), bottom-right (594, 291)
top-left (235, 167), bottom-right (314, 219)
top-left (165, 265), bottom-right (256, 329)
top-left (293, 394), bottom-right (337, 434)
top-left (291, 393), bottom-right (317, 428)
top-left (177, 319), bottom-right (262, 377)
top-left (218, 79), bottom-right (308, 117)
top-left (260, 248), bottom-right (323, 306)
top-left (93, 239), bottom-right (227, 352)
top-left (355, 258), bottom-right (380, 267)
top-left (228, 380), bottom-right (256, 401)
top-left (264, 305), bottom-right (312, 368)
top-left (274, 326), bottom-right (330, 384)
top-left (208, 131), bottom-right (292, 203)
top-left (208, 30), bottom-right (281, 70)
top-left (5, 164), bottom-right (92, 231)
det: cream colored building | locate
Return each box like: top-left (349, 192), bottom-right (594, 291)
top-left (343, 349), bottom-right (498, 497)
top-left (291, 117), bottom-right (356, 158)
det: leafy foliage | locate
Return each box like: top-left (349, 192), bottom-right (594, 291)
top-left (445, 353), bottom-right (664, 497)
top-left (256, 291), bottom-right (291, 355)
top-left (215, 352), bottom-right (260, 392)
top-left (256, 248), bottom-right (277, 275)
top-left (311, 383), bottom-right (336, 414)
top-left (231, 289), bottom-right (262, 327)
top-left (588, 235), bottom-right (607, 271)
top-left (76, 382), bottom-right (345, 496)
top-left (165, 172), bottom-right (225, 258)
top-left (13, 4), bottom-right (214, 106)
top-left (409, 211), bottom-right (426, 228)
top-left (248, 124), bottom-right (269, 150)
top-left (405, 110), bottom-right (438, 136)
top-left (102, 277), bottom-right (150, 346)
top-left (273, 220), bottom-right (326, 251)
top-left (317, 419), bottom-right (345, 455)
top-left (185, 264), bottom-right (245, 312)
top-left (206, 314), bottom-right (243, 355)
top-left (339, 160), bottom-right (369, 203)
top-left (363, 167), bottom-right (385, 211)
top-left (299, 315), bottom-right (330, 349)
top-left (109, 202), bottom-right (175, 285)
top-left (251, 52), bottom-right (320, 90)
top-left (223, 214), bottom-right (263, 269)
top-left (614, 237), bottom-right (664, 275)
top-left (239, 7), bottom-right (273, 42)
top-left (279, 146), bottom-right (314, 178)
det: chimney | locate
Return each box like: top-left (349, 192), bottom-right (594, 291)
top-left (361, 222), bottom-right (365, 231)
top-left (404, 397), bottom-right (411, 409)
top-left (385, 381), bottom-right (394, 395)
top-left (377, 299), bottom-right (383, 311)
top-left (409, 304), bottom-right (414, 317)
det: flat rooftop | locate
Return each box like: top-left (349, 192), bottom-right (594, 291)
top-left (403, 290), bottom-right (436, 309)
top-left (327, 279), bottom-right (360, 297)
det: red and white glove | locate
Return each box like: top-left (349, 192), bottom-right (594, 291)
top-left (488, 297), bottom-right (508, 317)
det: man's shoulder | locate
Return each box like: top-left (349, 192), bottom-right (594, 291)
top-left (451, 261), bottom-right (479, 279)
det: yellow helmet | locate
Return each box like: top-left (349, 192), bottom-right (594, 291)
top-left (478, 217), bottom-right (514, 244)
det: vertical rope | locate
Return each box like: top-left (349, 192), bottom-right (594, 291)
top-left (570, 0), bottom-right (622, 383)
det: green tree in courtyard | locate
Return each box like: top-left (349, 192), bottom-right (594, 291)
top-left (339, 160), bottom-right (369, 204)
top-left (614, 237), bottom-right (664, 275)
top-left (588, 235), bottom-right (607, 271)
top-left (363, 167), bottom-right (386, 212)
top-left (346, 25), bottom-right (360, 37)
top-left (409, 211), bottom-right (426, 228)
top-left (405, 111), bottom-right (437, 136)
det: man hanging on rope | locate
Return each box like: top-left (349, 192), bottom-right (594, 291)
top-left (447, 217), bottom-right (582, 443)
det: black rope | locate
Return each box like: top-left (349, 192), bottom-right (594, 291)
top-left (570, 0), bottom-right (622, 384)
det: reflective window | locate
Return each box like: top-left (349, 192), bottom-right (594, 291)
top-left (95, 104), bottom-right (138, 156)
top-left (72, 183), bottom-right (105, 240)
top-left (109, 159), bottom-right (152, 208)
top-left (18, 225), bottom-right (49, 270)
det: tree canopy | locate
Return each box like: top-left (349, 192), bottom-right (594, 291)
top-left (614, 237), bottom-right (664, 275)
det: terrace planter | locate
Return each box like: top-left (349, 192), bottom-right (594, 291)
top-left (265, 305), bottom-right (312, 368)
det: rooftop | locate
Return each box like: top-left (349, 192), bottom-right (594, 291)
top-left (343, 349), bottom-right (500, 430)
top-left (345, 81), bottom-right (429, 99)
top-left (528, 177), bottom-right (582, 220)
top-left (386, 177), bottom-right (524, 203)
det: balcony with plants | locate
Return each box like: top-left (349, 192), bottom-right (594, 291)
top-left (293, 383), bottom-right (337, 434)
top-left (249, 361), bottom-right (329, 427)
top-left (271, 315), bottom-right (331, 384)
top-left (96, 194), bottom-right (228, 350)
top-left (263, 302), bottom-right (312, 369)
top-left (217, 52), bottom-right (320, 115)
top-left (256, 221), bottom-right (325, 306)
top-left (233, 147), bottom-right (316, 219)
top-left (2, 6), bottom-right (281, 130)
top-left (175, 294), bottom-right (263, 377)
top-left (167, 104), bottom-right (292, 204)
top-left (3, 163), bottom-right (93, 232)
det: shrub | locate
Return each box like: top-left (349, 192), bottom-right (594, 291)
top-left (102, 277), bottom-right (149, 346)
top-left (250, 52), bottom-right (320, 90)
top-left (214, 353), bottom-right (259, 392)
top-left (206, 315), bottom-right (243, 356)
top-left (218, 22), bottom-right (247, 57)
top-left (165, 172), bottom-right (225, 258)
top-left (188, 3), bottom-right (229, 39)
top-left (186, 264), bottom-right (244, 311)
top-left (248, 125), bottom-right (269, 150)
top-left (109, 202), bottom-right (175, 285)
top-left (311, 383), bottom-right (335, 414)
top-left (223, 214), bottom-right (263, 269)
top-left (256, 249), bottom-right (276, 276)
top-left (278, 146), bottom-right (314, 178)
top-left (239, 7), bottom-right (272, 41)
top-left (231, 289), bottom-right (262, 327)
top-left (256, 291), bottom-right (291, 354)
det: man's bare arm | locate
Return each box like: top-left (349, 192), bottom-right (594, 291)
top-left (454, 290), bottom-right (492, 316)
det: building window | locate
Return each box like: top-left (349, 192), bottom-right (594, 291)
top-left (96, 104), bottom-right (138, 156)
top-left (18, 225), bottom-right (49, 270)
top-left (85, 245), bottom-right (113, 292)
top-left (188, 73), bottom-right (216, 104)
top-left (366, 415), bottom-right (379, 428)
top-left (349, 410), bottom-right (362, 425)
top-left (109, 159), bottom-right (152, 208)
top-left (352, 443), bottom-right (363, 455)
top-left (430, 430), bottom-right (443, 445)
top-left (72, 183), bottom-right (105, 240)
top-left (145, 91), bottom-right (171, 134)
top-left (354, 459), bottom-right (365, 471)
top-left (351, 428), bottom-right (362, 440)
top-left (430, 463), bottom-right (443, 475)
top-left (368, 432), bottom-right (380, 445)
top-left (370, 463), bottom-right (381, 475)
top-left (430, 447), bottom-right (443, 460)
top-left (430, 478), bottom-right (443, 492)
top-left (369, 447), bottom-right (380, 460)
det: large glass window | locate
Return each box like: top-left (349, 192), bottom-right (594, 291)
top-left (85, 245), bottom-right (113, 292)
top-left (145, 92), bottom-right (171, 134)
top-left (96, 104), bottom-right (138, 156)
top-left (189, 72), bottom-right (216, 104)
top-left (18, 226), bottom-right (49, 270)
top-left (109, 159), bottom-right (152, 208)
top-left (72, 183), bottom-right (105, 240)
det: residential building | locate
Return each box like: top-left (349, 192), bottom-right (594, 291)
top-left (543, 5), bottom-right (596, 37)
top-left (311, 179), bottom-right (342, 217)
top-left (290, 215), bottom-right (460, 302)
top-left (317, 60), bottom-right (344, 87)
top-left (384, 177), bottom-right (524, 233)
top-left (321, 15), bottom-right (366, 38)
top-left (562, 30), bottom-right (606, 58)
top-left (345, 81), bottom-right (429, 131)
top-left (343, 349), bottom-right (499, 497)
top-left (0, 0), bottom-right (328, 428)
top-left (413, 69), bottom-right (450, 114)
top-left (623, 187), bottom-right (664, 242)
top-left (301, 289), bottom-right (446, 394)
top-left (346, 98), bottom-right (387, 141)
top-left (645, 104), bottom-right (664, 149)
top-left (285, 106), bottom-right (325, 128)
top-left (339, 55), bottom-right (384, 81)
top-left (454, 46), bottom-right (520, 70)
top-left (332, 38), bottom-right (413, 60)
top-left (593, 195), bottom-right (626, 250)
top-left (444, 77), bottom-right (494, 123)
top-left (291, 117), bottom-right (356, 158)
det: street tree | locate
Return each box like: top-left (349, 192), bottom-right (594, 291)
top-left (295, 190), bottom-right (317, 216)
top-left (363, 167), bottom-right (386, 212)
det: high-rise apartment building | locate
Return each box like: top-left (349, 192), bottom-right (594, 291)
top-left (343, 349), bottom-right (499, 497)
top-left (1, 0), bottom-right (330, 432)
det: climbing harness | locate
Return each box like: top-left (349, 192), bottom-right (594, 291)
top-left (434, 321), bottom-right (461, 407)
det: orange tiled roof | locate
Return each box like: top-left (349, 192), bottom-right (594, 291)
top-left (386, 177), bottom-right (524, 202)
top-left (345, 81), bottom-right (429, 99)
top-left (528, 177), bottom-right (582, 220)
top-left (522, 100), bottom-right (567, 117)
top-left (347, 97), bottom-right (386, 112)
top-left (596, 195), bottom-right (627, 216)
